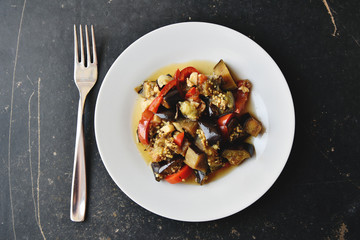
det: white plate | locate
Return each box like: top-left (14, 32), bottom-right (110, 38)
top-left (94, 22), bottom-right (295, 222)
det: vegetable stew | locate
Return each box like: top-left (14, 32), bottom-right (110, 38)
top-left (134, 60), bottom-right (263, 185)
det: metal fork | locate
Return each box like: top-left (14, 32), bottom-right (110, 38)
top-left (71, 25), bottom-right (98, 222)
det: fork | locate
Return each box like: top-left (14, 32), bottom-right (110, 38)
top-left (71, 25), bottom-right (98, 222)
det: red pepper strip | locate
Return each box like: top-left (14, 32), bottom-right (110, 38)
top-left (148, 79), bottom-right (177, 113)
top-left (174, 68), bottom-right (180, 81)
top-left (159, 79), bottom-right (177, 97)
top-left (219, 125), bottom-right (229, 139)
top-left (235, 81), bottom-right (249, 114)
top-left (137, 109), bottom-right (154, 145)
top-left (217, 113), bottom-right (234, 138)
top-left (148, 95), bottom-right (163, 113)
top-left (165, 165), bottom-right (192, 184)
top-left (179, 67), bottom-right (199, 82)
top-left (138, 79), bottom-right (178, 145)
top-left (185, 87), bottom-right (200, 101)
top-left (198, 74), bottom-right (207, 84)
top-left (173, 69), bottom-right (185, 98)
top-left (174, 132), bottom-right (185, 147)
top-left (218, 113), bottom-right (234, 126)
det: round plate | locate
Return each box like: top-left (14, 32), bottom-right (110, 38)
top-left (94, 22), bottom-right (295, 222)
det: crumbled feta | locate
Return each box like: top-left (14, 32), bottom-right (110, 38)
top-left (159, 122), bottom-right (175, 137)
top-left (157, 75), bottom-right (172, 88)
top-left (187, 72), bottom-right (198, 87)
top-left (239, 85), bottom-right (249, 93)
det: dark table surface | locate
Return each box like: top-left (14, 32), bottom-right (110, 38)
top-left (1, 0), bottom-right (359, 239)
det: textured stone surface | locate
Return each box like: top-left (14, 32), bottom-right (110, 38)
top-left (0, 0), bottom-right (359, 239)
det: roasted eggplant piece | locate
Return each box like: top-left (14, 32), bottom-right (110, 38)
top-left (155, 105), bottom-right (177, 121)
top-left (213, 59), bottom-right (237, 91)
top-left (226, 117), bottom-right (238, 134)
top-left (163, 88), bottom-right (181, 108)
top-left (239, 113), bottom-right (262, 137)
top-left (200, 95), bottom-right (220, 118)
top-left (198, 119), bottom-right (222, 146)
top-left (172, 121), bottom-right (184, 132)
top-left (194, 135), bottom-right (206, 152)
top-left (227, 118), bottom-right (248, 143)
top-left (151, 158), bottom-right (184, 181)
top-left (207, 104), bottom-right (220, 118)
top-left (177, 119), bottom-right (199, 137)
top-left (224, 91), bottom-right (235, 112)
top-left (194, 135), bottom-right (222, 172)
top-left (142, 80), bottom-right (159, 99)
top-left (207, 153), bottom-right (223, 172)
top-left (221, 143), bottom-right (254, 165)
top-left (179, 137), bottom-right (191, 156)
top-left (134, 84), bottom-right (143, 94)
top-left (184, 145), bottom-right (208, 173)
top-left (244, 142), bottom-right (255, 156)
top-left (244, 117), bottom-right (262, 137)
top-left (156, 74), bottom-right (173, 89)
top-left (194, 169), bottom-right (208, 185)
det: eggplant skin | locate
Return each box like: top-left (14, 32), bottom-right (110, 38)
top-left (151, 161), bottom-right (170, 181)
top-left (151, 159), bottom-right (183, 181)
top-left (242, 142), bottom-right (255, 156)
top-left (238, 113), bottom-right (262, 137)
top-left (134, 84), bottom-right (143, 94)
top-left (198, 119), bottom-right (222, 146)
top-left (213, 59), bottom-right (237, 91)
top-left (157, 75), bottom-right (173, 89)
top-left (221, 149), bottom-right (249, 165)
top-left (178, 119), bottom-right (199, 137)
top-left (163, 88), bottom-right (181, 108)
top-left (155, 105), bottom-right (176, 121)
top-left (221, 143), bottom-right (255, 165)
top-left (227, 117), bottom-right (238, 134)
top-left (244, 117), bottom-right (262, 137)
top-left (184, 145), bottom-right (208, 173)
top-left (199, 95), bottom-right (220, 118)
top-left (225, 142), bottom-right (254, 156)
top-left (227, 119), bottom-right (249, 143)
top-left (194, 169), bottom-right (208, 185)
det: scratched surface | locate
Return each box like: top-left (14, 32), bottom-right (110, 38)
top-left (0, 0), bottom-right (359, 239)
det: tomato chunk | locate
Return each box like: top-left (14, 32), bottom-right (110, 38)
top-left (198, 74), bottom-right (207, 84)
top-left (235, 81), bottom-right (250, 114)
top-left (174, 132), bottom-right (185, 147)
top-left (185, 87), bottom-right (200, 101)
top-left (217, 113), bottom-right (234, 138)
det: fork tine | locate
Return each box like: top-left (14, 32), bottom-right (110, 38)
top-left (85, 25), bottom-right (91, 67)
top-left (79, 25), bottom-right (84, 64)
top-left (74, 25), bottom-right (78, 63)
top-left (91, 25), bottom-right (97, 64)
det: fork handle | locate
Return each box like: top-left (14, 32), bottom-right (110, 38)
top-left (70, 95), bottom-right (87, 222)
